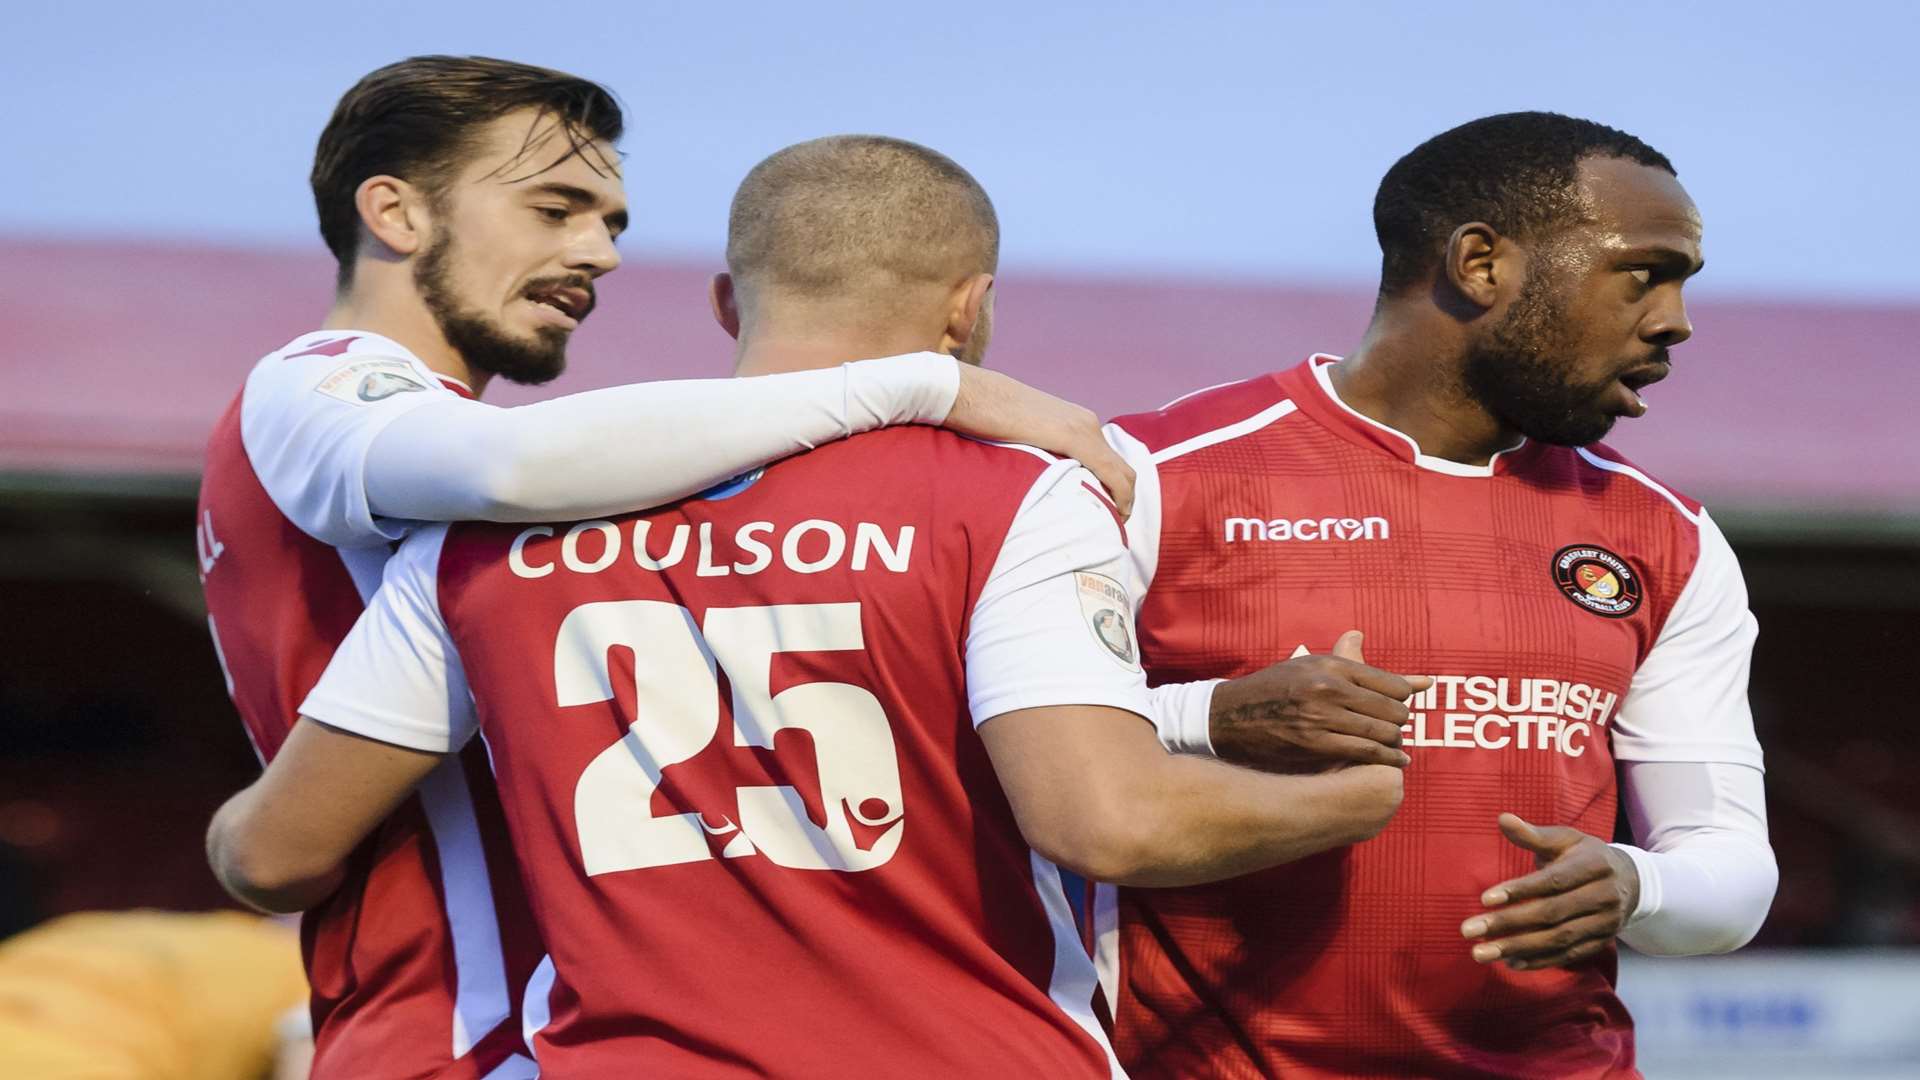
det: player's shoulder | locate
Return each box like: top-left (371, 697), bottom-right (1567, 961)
top-left (241, 329), bottom-right (451, 412)
top-left (777, 426), bottom-right (1090, 535)
top-left (1108, 370), bottom-right (1294, 457)
top-left (820, 424), bottom-right (1064, 480)
top-left (1552, 441), bottom-right (1707, 529)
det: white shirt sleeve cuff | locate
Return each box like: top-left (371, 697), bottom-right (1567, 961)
top-left (1148, 679), bottom-right (1222, 757)
top-left (1609, 841), bottom-right (1662, 927)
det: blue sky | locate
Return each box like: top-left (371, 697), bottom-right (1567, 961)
top-left (7, 1), bottom-right (1916, 300)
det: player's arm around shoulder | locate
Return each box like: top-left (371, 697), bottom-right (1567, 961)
top-left (964, 461), bottom-right (1401, 887)
top-left (207, 525), bottom-right (469, 913)
top-left (359, 352), bottom-right (1133, 526)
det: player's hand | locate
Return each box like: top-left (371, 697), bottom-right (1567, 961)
top-left (1208, 631), bottom-right (1430, 773)
top-left (943, 366), bottom-right (1135, 517)
top-left (1460, 813), bottom-right (1640, 971)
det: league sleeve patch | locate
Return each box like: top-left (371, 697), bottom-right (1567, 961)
top-left (313, 358), bottom-right (432, 405)
top-left (1075, 571), bottom-right (1142, 672)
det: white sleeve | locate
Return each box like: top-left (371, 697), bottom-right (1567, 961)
top-left (1104, 421), bottom-right (1219, 755)
top-left (240, 350), bottom-right (454, 547)
top-left (1147, 681), bottom-right (1223, 756)
top-left (298, 524), bottom-right (478, 754)
top-left (1611, 760), bottom-right (1778, 955)
top-left (364, 352), bottom-right (960, 524)
top-left (965, 457), bottom-right (1154, 725)
top-left (1611, 510), bottom-right (1764, 769)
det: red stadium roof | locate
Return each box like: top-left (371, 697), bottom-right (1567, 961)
top-left (5, 238), bottom-right (1915, 525)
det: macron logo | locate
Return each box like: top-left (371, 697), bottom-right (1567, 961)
top-left (1224, 516), bottom-right (1390, 543)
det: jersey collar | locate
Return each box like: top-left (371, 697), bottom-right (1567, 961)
top-left (1280, 354), bottom-right (1541, 478)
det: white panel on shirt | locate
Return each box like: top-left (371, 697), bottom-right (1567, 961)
top-left (1612, 510), bottom-right (1765, 770)
top-left (301, 523), bottom-right (477, 753)
top-left (964, 458), bottom-right (1152, 726)
top-left (240, 331), bottom-right (456, 548)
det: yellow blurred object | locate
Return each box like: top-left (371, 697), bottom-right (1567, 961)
top-left (0, 909), bottom-right (306, 1080)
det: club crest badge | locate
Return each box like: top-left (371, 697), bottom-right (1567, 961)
top-left (1075, 571), bottom-right (1142, 672)
top-left (1552, 544), bottom-right (1643, 618)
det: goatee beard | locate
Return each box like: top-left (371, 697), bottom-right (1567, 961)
top-left (1460, 270), bottom-right (1617, 447)
top-left (414, 231), bottom-right (569, 386)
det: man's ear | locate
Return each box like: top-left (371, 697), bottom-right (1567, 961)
top-left (354, 175), bottom-right (430, 260)
top-left (1442, 223), bottom-right (1505, 311)
top-left (709, 272), bottom-right (742, 339)
top-left (941, 273), bottom-right (994, 351)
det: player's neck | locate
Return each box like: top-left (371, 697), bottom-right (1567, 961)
top-left (323, 287), bottom-right (491, 397)
top-left (1334, 309), bottom-right (1523, 467)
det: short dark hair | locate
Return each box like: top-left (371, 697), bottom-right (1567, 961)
top-left (726, 135), bottom-right (999, 297)
top-left (311, 55), bottom-right (623, 287)
top-left (1372, 111), bottom-right (1675, 294)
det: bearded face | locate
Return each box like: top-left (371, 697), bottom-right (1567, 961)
top-left (1460, 260), bottom-right (1635, 447)
top-left (413, 225), bottom-right (582, 387)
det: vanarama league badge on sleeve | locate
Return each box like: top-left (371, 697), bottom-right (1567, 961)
top-left (1551, 544), bottom-right (1643, 618)
top-left (1075, 571), bottom-right (1142, 671)
top-left (314, 358), bottom-right (431, 405)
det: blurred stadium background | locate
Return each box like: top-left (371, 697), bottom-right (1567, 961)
top-left (3, 3), bottom-right (1917, 1076)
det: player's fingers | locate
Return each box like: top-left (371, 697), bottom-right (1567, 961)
top-left (1072, 436), bottom-right (1136, 519)
top-left (1314, 733), bottom-right (1411, 768)
top-left (1331, 630), bottom-right (1365, 663)
top-left (1495, 814), bottom-right (1577, 861)
top-left (1331, 683), bottom-right (1414, 726)
top-left (944, 371), bottom-right (1135, 518)
top-left (1480, 848), bottom-right (1608, 905)
top-left (1461, 879), bottom-right (1617, 941)
top-left (1468, 911), bottom-right (1619, 965)
top-left (1503, 936), bottom-right (1612, 971)
top-left (1327, 659), bottom-right (1420, 703)
top-left (1324, 710), bottom-right (1405, 748)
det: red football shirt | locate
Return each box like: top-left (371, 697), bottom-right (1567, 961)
top-left (303, 428), bottom-right (1152, 1077)
top-left (1096, 355), bottom-right (1762, 1080)
top-left (199, 331), bottom-right (541, 1080)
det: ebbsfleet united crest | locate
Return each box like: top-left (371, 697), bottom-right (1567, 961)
top-left (1551, 544), bottom-right (1643, 618)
